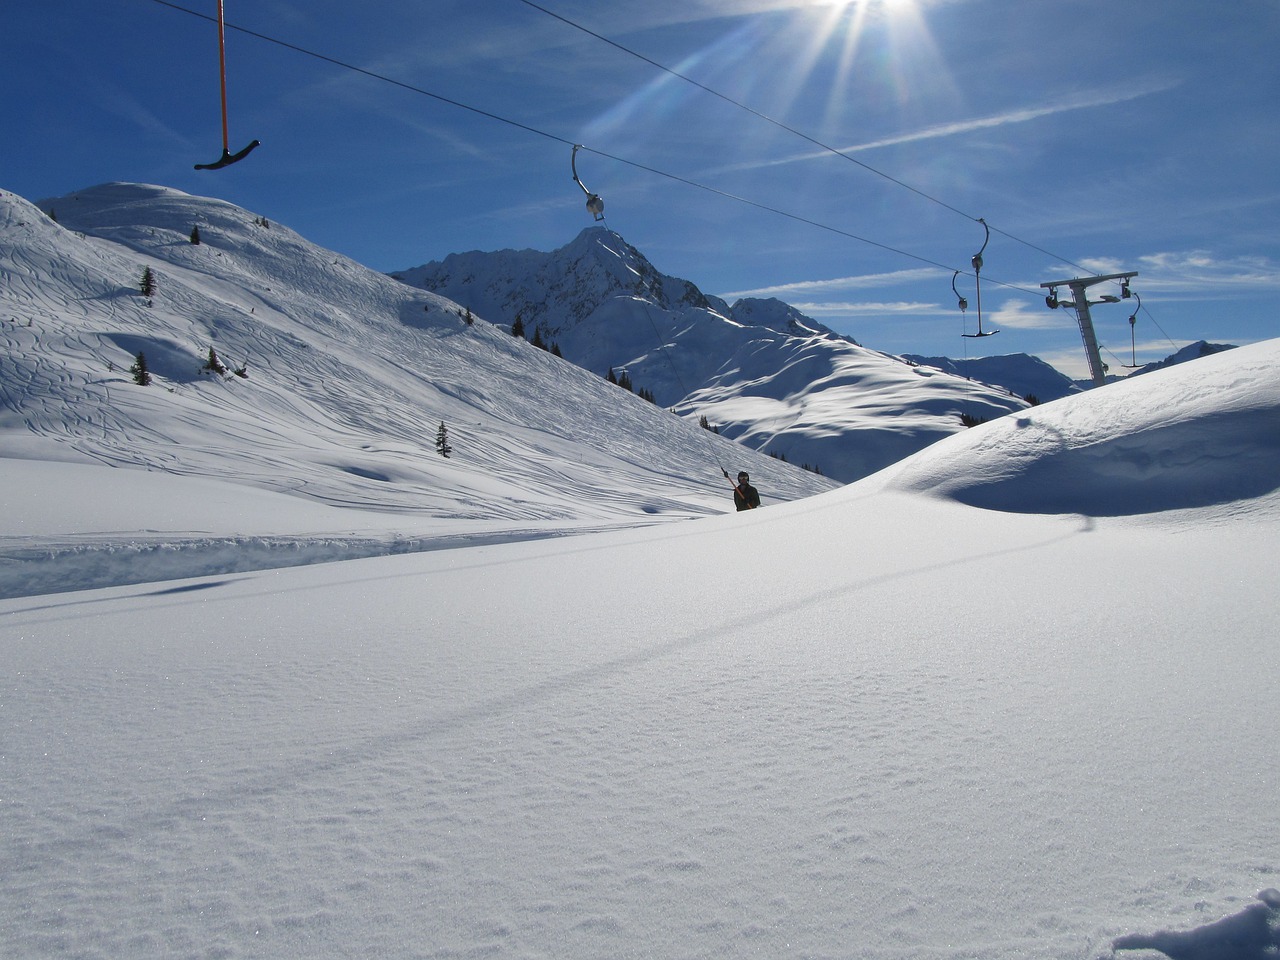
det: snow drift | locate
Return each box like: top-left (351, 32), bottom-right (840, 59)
top-left (881, 339), bottom-right (1280, 515)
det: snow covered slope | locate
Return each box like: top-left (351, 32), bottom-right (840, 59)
top-left (394, 228), bottom-right (1029, 481)
top-left (880, 338), bottom-right (1280, 516)
top-left (2, 330), bottom-right (1277, 960)
top-left (1121, 339), bottom-right (1237, 379)
top-left (903, 351), bottom-right (1083, 403)
top-left (0, 184), bottom-right (833, 541)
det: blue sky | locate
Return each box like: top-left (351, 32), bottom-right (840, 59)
top-left (3, 0), bottom-right (1277, 378)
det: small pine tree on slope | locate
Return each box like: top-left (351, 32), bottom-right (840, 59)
top-left (130, 352), bottom-right (152, 386)
top-left (203, 347), bottom-right (227, 376)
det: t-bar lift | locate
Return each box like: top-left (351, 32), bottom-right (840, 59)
top-left (1041, 271), bottom-right (1138, 388)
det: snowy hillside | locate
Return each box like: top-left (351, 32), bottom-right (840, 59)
top-left (394, 228), bottom-right (1029, 482)
top-left (2, 332), bottom-right (1277, 960)
top-left (903, 351), bottom-right (1083, 403)
top-left (0, 182), bottom-right (837, 593)
top-left (1121, 339), bottom-right (1237, 380)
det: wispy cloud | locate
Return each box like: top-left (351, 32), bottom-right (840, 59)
top-left (1136, 251), bottom-right (1280, 288)
top-left (93, 84), bottom-right (194, 151)
top-left (791, 300), bottom-right (940, 316)
top-left (722, 266), bottom-right (941, 300)
top-left (713, 77), bottom-right (1182, 174)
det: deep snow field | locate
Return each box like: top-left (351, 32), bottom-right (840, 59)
top-left (3, 336), bottom-right (1279, 959)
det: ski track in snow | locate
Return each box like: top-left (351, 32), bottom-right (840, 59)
top-left (3, 491), bottom-right (1277, 960)
top-left (2, 185), bottom-right (1279, 960)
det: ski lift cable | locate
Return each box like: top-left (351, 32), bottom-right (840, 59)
top-left (626, 235), bottom-right (735, 479)
top-left (514, 0), bottom-right (976, 221)
top-left (570, 147), bottom-right (1036, 302)
top-left (641, 301), bottom-right (730, 477)
top-left (513, 0), bottom-right (1099, 278)
top-left (146, 0), bottom-right (1043, 300)
top-left (150, 0), bottom-right (576, 149)
top-left (1139, 301), bottom-right (1180, 353)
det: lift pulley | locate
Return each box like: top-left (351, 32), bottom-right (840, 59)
top-left (951, 271), bottom-right (968, 313)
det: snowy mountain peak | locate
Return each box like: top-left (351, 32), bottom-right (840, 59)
top-left (728, 296), bottom-right (840, 339)
top-left (392, 225), bottom-right (725, 338)
top-left (394, 231), bottom-right (1030, 481)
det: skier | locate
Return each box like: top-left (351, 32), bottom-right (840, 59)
top-left (729, 470), bottom-right (760, 511)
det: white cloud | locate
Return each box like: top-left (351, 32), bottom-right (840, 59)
top-left (989, 298), bottom-right (1075, 332)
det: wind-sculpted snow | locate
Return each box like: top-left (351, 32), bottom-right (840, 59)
top-left (1114, 889), bottom-right (1280, 960)
top-left (879, 338), bottom-right (1280, 516)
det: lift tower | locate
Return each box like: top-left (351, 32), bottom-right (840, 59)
top-left (1041, 271), bottom-right (1138, 388)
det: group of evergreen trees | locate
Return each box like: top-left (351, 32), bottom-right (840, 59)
top-left (606, 367), bottom-right (656, 404)
top-left (127, 346), bottom-right (248, 387)
top-left (768, 450), bottom-right (823, 475)
top-left (510, 312), bottom-right (563, 357)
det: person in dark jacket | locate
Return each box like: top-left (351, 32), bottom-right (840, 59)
top-left (732, 471), bottom-right (760, 511)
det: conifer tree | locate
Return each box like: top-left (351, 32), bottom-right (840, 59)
top-left (190, 225), bottom-right (202, 245)
top-left (140, 266), bottom-right (156, 300)
top-left (130, 352), bottom-right (152, 386)
top-left (436, 421), bottom-right (452, 458)
top-left (511, 313), bottom-right (525, 339)
top-left (203, 347), bottom-right (227, 376)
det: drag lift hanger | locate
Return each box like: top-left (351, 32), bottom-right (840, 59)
top-left (571, 145), bottom-right (605, 221)
top-left (1041, 270), bottom-right (1138, 387)
top-left (1121, 279), bottom-right (1143, 368)
top-left (195, 0), bottom-right (261, 170)
top-left (959, 218), bottom-right (998, 338)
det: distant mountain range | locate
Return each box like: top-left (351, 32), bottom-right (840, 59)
top-left (393, 228), bottom-right (1031, 482)
top-left (6, 183), bottom-right (1233, 501)
top-left (1116, 340), bottom-right (1237, 380)
top-left (394, 229), bottom-right (1240, 480)
top-left (900, 353), bottom-right (1082, 404)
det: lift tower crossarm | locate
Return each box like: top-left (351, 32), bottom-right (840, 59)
top-left (1041, 271), bottom-right (1138, 388)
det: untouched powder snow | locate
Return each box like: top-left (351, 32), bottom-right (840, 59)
top-left (2, 336), bottom-right (1278, 959)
